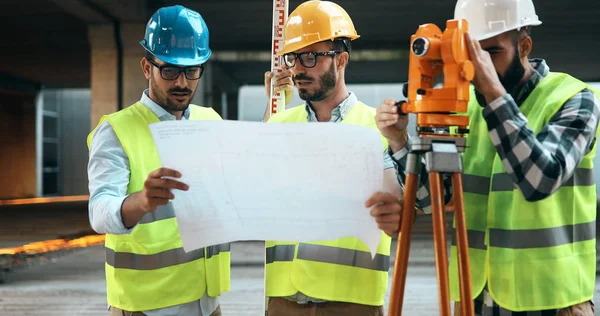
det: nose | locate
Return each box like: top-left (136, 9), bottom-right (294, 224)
top-left (291, 65), bottom-right (307, 83)
top-left (174, 71), bottom-right (188, 87)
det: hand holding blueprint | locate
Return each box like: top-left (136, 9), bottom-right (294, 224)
top-left (149, 120), bottom-right (385, 257)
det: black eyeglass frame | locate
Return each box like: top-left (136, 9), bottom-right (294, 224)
top-left (282, 50), bottom-right (342, 68)
top-left (146, 58), bottom-right (205, 80)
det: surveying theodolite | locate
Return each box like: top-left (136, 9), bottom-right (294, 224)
top-left (387, 19), bottom-right (475, 316)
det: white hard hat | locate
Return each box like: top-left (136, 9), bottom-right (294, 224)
top-left (454, 0), bottom-right (542, 41)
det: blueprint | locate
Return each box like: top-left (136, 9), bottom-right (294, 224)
top-left (149, 120), bottom-right (385, 257)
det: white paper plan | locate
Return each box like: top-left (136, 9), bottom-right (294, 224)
top-left (149, 119), bottom-right (385, 257)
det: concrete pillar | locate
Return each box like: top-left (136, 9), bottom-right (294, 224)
top-left (0, 92), bottom-right (37, 199)
top-left (121, 23), bottom-right (148, 107)
top-left (35, 90), bottom-right (43, 197)
top-left (88, 22), bottom-right (148, 129)
top-left (192, 62), bottom-right (210, 107)
top-left (88, 24), bottom-right (118, 130)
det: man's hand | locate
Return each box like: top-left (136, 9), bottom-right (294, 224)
top-left (365, 191), bottom-right (402, 237)
top-left (264, 69), bottom-right (294, 104)
top-left (464, 32), bottom-right (507, 104)
top-left (138, 167), bottom-right (189, 213)
top-left (263, 69), bottom-right (294, 122)
top-left (375, 98), bottom-right (409, 153)
top-left (121, 167), bottom-right (189, 229)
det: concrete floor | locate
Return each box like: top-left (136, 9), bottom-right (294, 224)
top-left (1, 201), bottom-right (598, 315)
top-left (0, 245), bottom-right (442, 316)
top-left (1, 240), bottom-right (599, 316)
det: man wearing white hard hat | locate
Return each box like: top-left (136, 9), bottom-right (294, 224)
top-left (373, 0), bottom-right (600, 315)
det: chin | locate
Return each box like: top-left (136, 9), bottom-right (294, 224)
top-left (171, 98), bottom-right (191, 106)
top-left (298, 89), bottom-right (311, 100)
top-left (166, 102), bottom-right (190, 112)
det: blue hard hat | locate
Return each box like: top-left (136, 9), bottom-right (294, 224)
top-left (140, 5), bottom-right (212, 66)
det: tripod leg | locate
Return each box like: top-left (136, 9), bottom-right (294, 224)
top-left (430, 171), bottom-right (451, 316)
top-left (388, 152), bottom-right (420, 316)
top-left (451, 173), bottom-right (474, 316)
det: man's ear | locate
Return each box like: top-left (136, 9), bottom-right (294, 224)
top-left (141, 58), bottom-right (152, 80)
top-left (519, 36), bottom-right (533, 58)
top-left (337, 52), bottom-right (349, 71)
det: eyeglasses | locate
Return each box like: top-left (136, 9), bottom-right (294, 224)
top-left (147, 58), bottom-right (204, 80)
top-left (283, 51), bottom-right (341, 68)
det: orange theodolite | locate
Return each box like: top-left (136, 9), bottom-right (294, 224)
top-left (400, 18), bottom-right (473, 132)
top-left (388, 19), bottom-right (475, 316)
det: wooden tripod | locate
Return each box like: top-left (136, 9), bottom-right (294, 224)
top-left (387, 136), bottom-right (474, 316)
top-left (388, 16), bottom-right (475, 316)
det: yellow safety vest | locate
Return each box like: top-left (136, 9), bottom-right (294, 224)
top-left (449, 72), bottom-right (600, 311)
top-left (265, 102), bottom-right (392, 306)
top-left (87, 102), bottom-right (231, 311)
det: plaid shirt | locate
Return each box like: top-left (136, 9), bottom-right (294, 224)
top-left (390, 59), bottom-right (600, 314)
top-left (391, 58), bottom-right (600, 214)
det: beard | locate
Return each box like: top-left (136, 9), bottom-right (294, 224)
top-left (150, 73), bottom-right (196, 112)
top-left (475, 45), bottom-right (525, 106)
top-left (294, 62), bottom-right (337, 102)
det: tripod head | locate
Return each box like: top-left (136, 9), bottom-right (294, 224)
top-left (397, 19), bottom-right (473, 136)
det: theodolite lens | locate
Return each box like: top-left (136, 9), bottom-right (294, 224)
top-left (411, 37), bottom-right (429, 57)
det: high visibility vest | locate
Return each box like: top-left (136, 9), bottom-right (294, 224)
top-left (449, 72), bottom-right (600, 311)
top-left (265, 102), bottom-right (392, 306)
top-left (87, 102), bottom-right (231, 311)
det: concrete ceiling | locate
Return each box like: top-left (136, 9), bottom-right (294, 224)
top-left (1, 0), bottom-right (599, 90)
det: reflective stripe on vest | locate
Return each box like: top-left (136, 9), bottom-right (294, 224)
top-left (266, 244), bottom-right (295, 263)
top-left (451, 229), bottom-right (487, 250)
top-left (464, 169), bottom-right (597, 194)
top-left (139, 204), bottom-right (176, 224)
top-left (106, 247), bottom-right (205, 270)
top-left (452, 220), bottom-right (596, 250)
top-left (489, 221), bottom-right (596, 249)
top-left (491, 168), bottom-right (595, 192)
top-left (206, 243), bottom-right (231, 259)
top-left (105, 243), bottom-right (231, 270)
top-left (462, 174), bottom-right (491, 195)
top-left (266, 244), bottom-right (390, 271)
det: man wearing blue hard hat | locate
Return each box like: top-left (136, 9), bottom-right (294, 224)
top-left (86, 5), bottom-right (230, 316)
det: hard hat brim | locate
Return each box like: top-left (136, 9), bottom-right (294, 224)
top-left (276, 34), bottom-right (360, 55)
top-left (473, 21), bottom-right (542, 41)
top-left (140, 42), bottom-right (211, 66)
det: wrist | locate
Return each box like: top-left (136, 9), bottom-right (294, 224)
top-left (126, 192), bottom-right (150, 214)
top-left (388, 132), bottom-right (408, 153)
top-left (121, 193), bottom-right (146, 229)
top-left (385, 229), bottom-right (399, 238)
top-left (482, 85), bottom-right (507, 105)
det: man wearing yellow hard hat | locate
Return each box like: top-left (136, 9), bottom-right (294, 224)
top-left (262, 0), bottom-right (404, 315)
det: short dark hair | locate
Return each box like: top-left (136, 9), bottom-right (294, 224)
top-left (144, 50), bottom-right (155, 62)
top-left (332, 37), bottom-right (351, 53)
top-left (510, 26), bottom-right (532, 44)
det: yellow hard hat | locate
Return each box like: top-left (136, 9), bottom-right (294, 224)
top-left (277, 0), bottom-right (360, 55)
